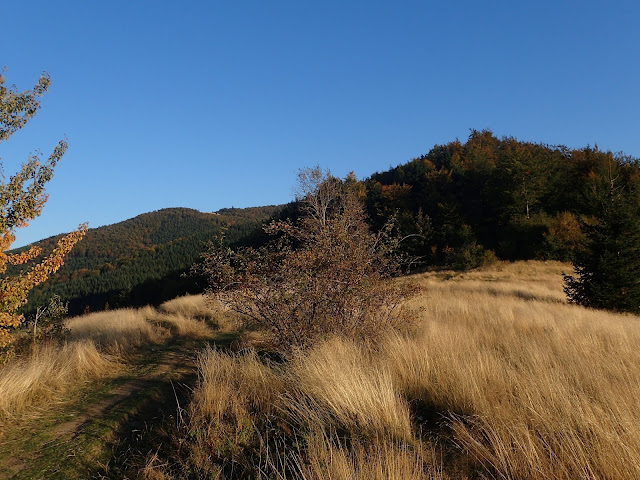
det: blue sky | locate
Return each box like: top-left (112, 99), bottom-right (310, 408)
top-left (1, 1), bottom-right (639, 247)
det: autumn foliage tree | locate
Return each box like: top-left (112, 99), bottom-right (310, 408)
top-left (0, 70), bottom-right (87, 348)
top-left (196, 168), bottom-right (414, 351)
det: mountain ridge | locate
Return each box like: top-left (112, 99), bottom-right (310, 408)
top-left (10, 205), bottom-right (282, 315)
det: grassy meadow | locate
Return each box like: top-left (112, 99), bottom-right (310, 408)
top-left (0, 295), bottom-right (217, 420)
top-left (2, 262), bottom-right (640, 479)
top-left (156, 261), bottom-right (640, 479)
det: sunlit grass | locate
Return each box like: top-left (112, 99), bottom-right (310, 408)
top-left (393, 262), bottom-right (640, 479)
top-left (67, 306), bottom-right (167, 353)
top-left (0, 340), bottom-right (118, 417)
top-left (0, 297), bottom-right (229, 420)
top-left (180, 260), bottom-right (640, 479)
top-left (160, 294), bottom-right (240, 332)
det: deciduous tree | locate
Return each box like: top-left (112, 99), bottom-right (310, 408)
top-left (0, 70), bottom-right (87, 348)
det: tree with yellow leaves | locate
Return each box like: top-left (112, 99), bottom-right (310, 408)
top-left (0, 70), bottom-right (87, 348)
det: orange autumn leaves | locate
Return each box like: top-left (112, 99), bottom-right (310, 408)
top-left (0, 225), bottom-right (88, 347)
top-left (0, 70), bottom-right (87, 348)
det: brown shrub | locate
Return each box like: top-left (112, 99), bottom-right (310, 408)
top-left (196, 168), bottom-right (414, 351)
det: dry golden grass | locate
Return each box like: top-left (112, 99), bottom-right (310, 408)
top-left (0, 307), bottom-right (165, 419)
top-left (180, 260), bottom-right (640, 479)
top-left (184, 341), bottom-right (445, 478)
top-left (387, 261), bottom-right (640, 479)
top-left (0, 298), bottom-right (236, 420)
top-left (160, 294), bottom-right (240, 332)
top-left (296, 432), bottom-right (442, 480)
top-left (139, 451), bottom-right (172, 480)
top-left (0, 340), bottom-right (118, 417)
top-left (184, 347), bottom-right (284, 478)
top-left (66, 306), bottom-right (167, 354)
top-left (404, 259), bottom-right (568, 305)
top-left (151, 312), bottom-right (214, 339)
top-left (194, 347), bottom-right (284, 419)
top-left (288, 337), bottom-right (412, 440)
top-left (160, 295), bottom-right (213, 319)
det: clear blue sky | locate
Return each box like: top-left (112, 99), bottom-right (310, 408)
top-left (1, 1), bottom-right (638, 247)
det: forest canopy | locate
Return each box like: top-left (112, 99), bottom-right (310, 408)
top-left (365, 129), bottom-right (640, 269)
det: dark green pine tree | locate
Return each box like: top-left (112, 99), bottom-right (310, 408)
top-left (564, 158), bottom-right (640, 314)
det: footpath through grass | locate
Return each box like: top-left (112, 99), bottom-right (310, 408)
top-left (0, 332), bottom-right (238, 480)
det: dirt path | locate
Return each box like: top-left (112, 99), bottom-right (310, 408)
top-left (52, 345), bottom-right (193, 441)
top-left (91, 342), bottom-right (203, 479)
top-left (0, 334), bottom-right (235, 480)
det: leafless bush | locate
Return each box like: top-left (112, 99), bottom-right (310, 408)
top-left (195, 168), bottom-right (415, 351)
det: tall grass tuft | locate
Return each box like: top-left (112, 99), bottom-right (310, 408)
top-left (296, 431), bottom-right (443, 480)
top-left (185, 347), bottom-right (283, 478)
top-left (288, 337), bottom-right (412, 440)
top-left (66, 307), bottom-right (166, 353)
top-left (0, 340), bottom-right (118, 416)
top-left (160, 294), bottom-right (239, 333)
top-left (160, 295), bottom-right (213, 320)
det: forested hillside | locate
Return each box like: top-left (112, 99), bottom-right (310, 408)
top-left (365, 129), bottom-right (640, 269)
top-left (8, 130), bottom-right (640, 315)
top-left (10, 206), bottom-right (280, 315)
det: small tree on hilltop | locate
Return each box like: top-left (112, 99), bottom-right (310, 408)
top-left (31, 294), bottom-right (69, 345)
top-left (0, 70), bottom-right (87, 349)
top-left (196, 167), bottom-right (414, 351)
top-left (564, 155), bottom-right (640, 313)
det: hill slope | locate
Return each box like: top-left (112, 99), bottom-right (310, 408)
top-left (364, 129), bottom-right (640, 268)
top-left (11, 206), bottom-right (281, 315)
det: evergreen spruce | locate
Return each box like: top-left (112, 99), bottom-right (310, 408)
top-left (564, 158), bottom-right (640, 313)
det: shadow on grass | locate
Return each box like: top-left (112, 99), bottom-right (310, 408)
top-left (91, 333), bottom-right (239, 480)
top-left (0, 333), bottom-right (239, 480)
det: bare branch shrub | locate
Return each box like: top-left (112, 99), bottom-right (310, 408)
top-left (196, 168), bottom-right (415, 351)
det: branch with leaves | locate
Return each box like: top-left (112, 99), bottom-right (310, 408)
top-left (0, 70), bottom-right (87, 348)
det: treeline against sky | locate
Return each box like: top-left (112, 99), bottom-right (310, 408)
top-left (13, 206), bottom-right (279, 315)
top-left (10, 130), bottom-right (640, 315)
top-left (365, 129), bottom-right (640, 269)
